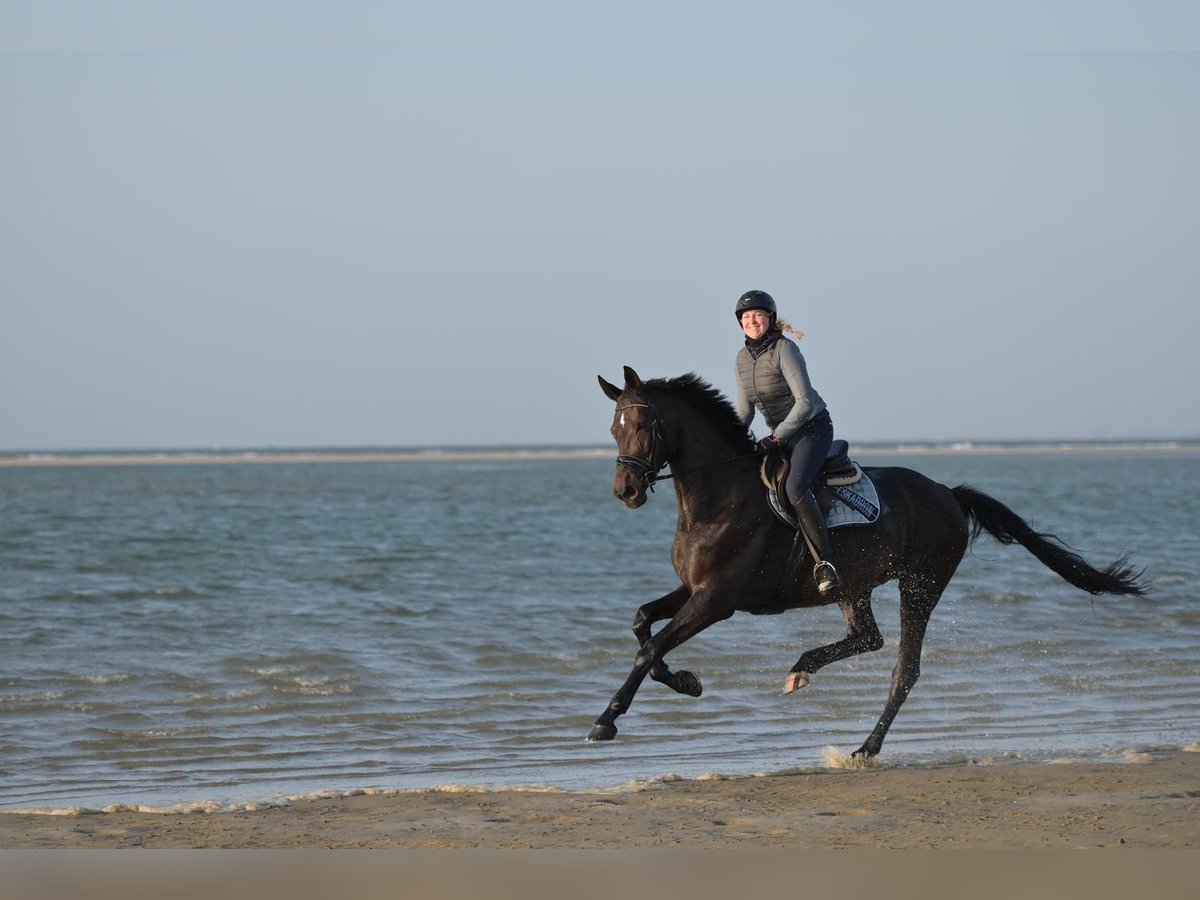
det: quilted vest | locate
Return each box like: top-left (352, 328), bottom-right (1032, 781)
top-left (736, 337), bottom-right (821, 432)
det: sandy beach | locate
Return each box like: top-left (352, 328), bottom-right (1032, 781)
top-left (2, 751), bottom-right (1197, 850)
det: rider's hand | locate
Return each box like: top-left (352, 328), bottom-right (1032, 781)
top-left (757, 435), bottom-right (782, 452)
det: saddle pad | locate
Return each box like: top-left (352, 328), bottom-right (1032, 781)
top-left (764, 473), bottom-right (881, 531)
top-left (826, 475), bottom-right (881, 528)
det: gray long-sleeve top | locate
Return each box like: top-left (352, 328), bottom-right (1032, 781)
top-left (734, 335), bottom-right (827, 446)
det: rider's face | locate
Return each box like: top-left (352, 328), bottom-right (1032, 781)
top-left (740, 309), bottom-right (771, 341)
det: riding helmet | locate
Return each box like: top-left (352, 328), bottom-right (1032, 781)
top-left (735, 290), bottom-right (777, 323)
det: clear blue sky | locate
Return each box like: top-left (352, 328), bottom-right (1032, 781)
top-left (3, 3), bottom-right (1198, 449)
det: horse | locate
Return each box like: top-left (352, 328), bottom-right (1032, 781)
top-left (589, 366), bottom-right (1147, 758)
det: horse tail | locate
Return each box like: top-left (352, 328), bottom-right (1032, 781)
top-left (951, 485), bottom-right (1147, 596)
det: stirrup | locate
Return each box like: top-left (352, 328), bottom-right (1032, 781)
top-left (813, 560), bottom-right (840, 595)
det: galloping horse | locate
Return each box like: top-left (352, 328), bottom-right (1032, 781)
top-left (590, 366), bottom-right (1146, 758)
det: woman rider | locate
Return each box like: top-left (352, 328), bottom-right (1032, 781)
top-left (733, 289), bottom-right (840, 594)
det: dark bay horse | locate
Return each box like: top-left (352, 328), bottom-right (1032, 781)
top-left (590, 366), bottom-right (1147, 758)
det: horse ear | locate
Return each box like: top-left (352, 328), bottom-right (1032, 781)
top-left (598, 375), bottom-right (622, 402)
top-left (623, 366), bottom-right (643, 392)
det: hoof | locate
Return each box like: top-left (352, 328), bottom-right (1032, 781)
top-left (783, 671), bottom-right (810, 694)
top-left (587, 723), bottom-right (618, 742)
top-left (673, 670), bottom-right (703, 698)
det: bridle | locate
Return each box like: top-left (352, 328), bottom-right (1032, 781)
top-left (613, 399), bottom-right (760, 492)
top-left (614, 402), bottom-right (668, 490)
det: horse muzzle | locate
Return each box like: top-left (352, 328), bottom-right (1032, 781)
top-left (614, 478), bottom-right (648, 508)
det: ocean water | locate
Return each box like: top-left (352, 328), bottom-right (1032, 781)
top-left (0, 449), bottom-right (1197, 811)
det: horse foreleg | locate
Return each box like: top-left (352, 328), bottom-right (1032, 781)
top-left (633, 585), bottom-right (703, 697)
top-left (588, 587), bottom-right (732, 741)
top-left (854, 571), bottom-right (945, 758)
top-left (784, 592), bottom-right (882, 693)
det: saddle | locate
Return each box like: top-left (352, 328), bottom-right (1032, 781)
top-left (760, 439), bottom-right (864, 521)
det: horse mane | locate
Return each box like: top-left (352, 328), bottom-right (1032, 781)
top-left (644, 373), bottom-right (757, 452)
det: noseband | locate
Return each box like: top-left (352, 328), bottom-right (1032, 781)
top-left (614, 402), bottom-right (668, 491)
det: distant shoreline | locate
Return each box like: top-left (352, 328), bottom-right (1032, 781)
top-left (1, 441), bottom-right (1197, 468)
top-left (0, 448), bottom-right (611, 468)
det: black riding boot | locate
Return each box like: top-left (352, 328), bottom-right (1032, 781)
top-left (793, 490), bottom-right (841, 595)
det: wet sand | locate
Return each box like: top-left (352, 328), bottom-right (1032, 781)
top-left (3, 752), bottom-right (1197, 849)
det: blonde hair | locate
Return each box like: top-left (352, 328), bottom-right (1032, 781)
top-left (774, 319), bottom-right (805, 341)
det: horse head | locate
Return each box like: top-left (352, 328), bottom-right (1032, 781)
top-left (598, 366), bottom-right (665, 509)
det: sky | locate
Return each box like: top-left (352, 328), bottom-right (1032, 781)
top-left (3, 3), bottom-right (1199, 450)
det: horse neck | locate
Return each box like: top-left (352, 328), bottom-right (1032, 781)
top-left (670, 459), bottom-right (758, 525)
top-left (657, 397), bottom-right (754, 518)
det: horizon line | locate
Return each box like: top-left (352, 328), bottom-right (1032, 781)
top-left (2, 438), bottom-right (1198, 468)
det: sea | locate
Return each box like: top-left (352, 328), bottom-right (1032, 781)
top-left (1, 443), bottom-right (1197, 813)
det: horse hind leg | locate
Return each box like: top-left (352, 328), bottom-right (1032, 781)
top-left (783, 592), bottom-right (883, 693)
top-left (854, 567), bottom-right (951, 758)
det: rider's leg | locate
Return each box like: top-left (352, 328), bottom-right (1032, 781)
top-left (794, 490), bottom-right (840, 594)
top-left (785, 411), bottom-right (840, 594)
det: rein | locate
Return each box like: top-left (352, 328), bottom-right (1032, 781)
top-left (614, 401), bottom-right (759, 491)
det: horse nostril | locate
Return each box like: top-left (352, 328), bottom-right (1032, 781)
top-left (616, 483), bottom-right (638, 502)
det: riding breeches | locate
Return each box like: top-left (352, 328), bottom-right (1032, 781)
top-left (785, 410), bottom-right (834, 507)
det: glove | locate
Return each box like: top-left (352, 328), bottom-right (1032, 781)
top-left (757, 435), bottom-right (783, 452)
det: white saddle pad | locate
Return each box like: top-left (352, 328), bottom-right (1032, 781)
top-left (766, 473), bottom-right (881, 530)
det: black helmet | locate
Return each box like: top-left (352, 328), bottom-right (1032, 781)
top-left (735, 290), bottom-right (776, 323)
